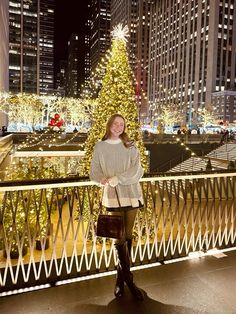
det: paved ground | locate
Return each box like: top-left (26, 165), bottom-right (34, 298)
top-left (1, 248), bottom-right (236, 314)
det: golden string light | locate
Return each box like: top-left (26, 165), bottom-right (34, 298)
top-left (15, 131), bottom-right (85, 152)
top-left (172, 134), bottom-right (197, 157)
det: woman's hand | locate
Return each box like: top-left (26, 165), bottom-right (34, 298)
top-left (108, 176), bottom-right (119, 187)
top-left (100, 177), bottom-right (110, 185)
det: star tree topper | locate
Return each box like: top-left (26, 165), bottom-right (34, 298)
top-left (111, 24), bottom-right (129, 42)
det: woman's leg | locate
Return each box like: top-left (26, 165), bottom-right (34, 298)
top-left (112, 209), bottom-right (143, 300)
top-left (123, 209), bottom-right (143, 300)
top-left (124, 208), bottom-right (137, 240)
top-left (110, 211), bottom-right (125, 297)
top-left (124, 208), bottom-right (137, 259)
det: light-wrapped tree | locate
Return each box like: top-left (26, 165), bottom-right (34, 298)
top-left (6, 93), bottom-right (43, 127)
top-left (56, 97), bottom-right (89, 127)
top-left (82, 24), bottom-right (148, 175)
top-left (198, 106), bottom-right (216, 129)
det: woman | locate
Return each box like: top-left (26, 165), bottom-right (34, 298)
top-left (90, 113), bottom-right (144, 301)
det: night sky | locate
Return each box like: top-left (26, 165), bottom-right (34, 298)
top-left (54, 0), bottom-right (89, 78)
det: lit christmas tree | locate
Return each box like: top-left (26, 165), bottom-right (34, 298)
top-left (82, 24), bottom-right (148, 175)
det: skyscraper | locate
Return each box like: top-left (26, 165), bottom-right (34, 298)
top-left (148, 0), bottom-right (236, 125)
top-left (66, 33), bottom-right (79, 98)
top-left (9, 0), bottom-right (54, 95)
top-left (0, 0), bottom-right (9, 127)
top-left (79, 2), bottom-right (92, 97)
top-left (90, 0), bottom-right (111, 74)
top-left (84, 4), bottom-right (92, 91)
top-left (38, 0), bottom-right (55, 95)
top-left (56, 60), bottom-right (67, 97)
top-left (0, 0), bottom-right (9, 93)
top-left (111, 0), bottom-right (152, 118)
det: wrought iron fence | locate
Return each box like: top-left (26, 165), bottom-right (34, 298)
top-left (0, 171), bottom-right (235, 292)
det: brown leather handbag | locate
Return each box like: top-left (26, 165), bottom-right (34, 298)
top-left (96, 187), bottom-right (124, 239)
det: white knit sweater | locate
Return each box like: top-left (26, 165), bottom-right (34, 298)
top-left (89, 139), bottom-right (144, 208)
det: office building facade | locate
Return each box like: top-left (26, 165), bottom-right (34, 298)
top-left (9, 0), bottom-right (54, 95)
top-left (0, 0), bottom-right (9, 127)
top-left (38, 0), bottom-right (55, 95)
top-left (111, 0), bottom-right (152, 118)
top-left (66, 33), bottom-right (80, 98)
top-left (212, 90), bottom-right (236, 123)
top-left (56, 60), bottom-right (67, 97)
top-left (0, 0), bottom-right (9, 93)
top-left (83, 14), bottom-right (92, 92)
top-left (90, 0), bottom-right (111, 74)
top-left (148, 0), bottom-right (236, 125)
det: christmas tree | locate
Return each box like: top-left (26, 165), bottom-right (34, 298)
top-left (82, 24), bottom-right (148, 175)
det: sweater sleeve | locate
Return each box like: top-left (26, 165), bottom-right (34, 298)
top-left (89, 143), bottom-right (104, 184)
top-left (116, 146), bottom-right (144, 185)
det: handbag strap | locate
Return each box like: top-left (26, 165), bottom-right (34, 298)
top-left (99, 187), bottom-right (104, 214)
top-left (114, 186), bottom-right (121, 207)
top-left (100, 185), bottom-right (121, 210)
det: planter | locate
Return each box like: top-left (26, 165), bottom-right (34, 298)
top-left (3, 245), bottom-right (28, 259)
top-left (35, 237), bottom-right (50, 250)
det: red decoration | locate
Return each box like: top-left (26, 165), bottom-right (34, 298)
top-left (48, 113), bottom-right (64, 128)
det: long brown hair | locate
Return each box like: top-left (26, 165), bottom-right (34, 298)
top-left (102, 114), bottom-right (133, 148)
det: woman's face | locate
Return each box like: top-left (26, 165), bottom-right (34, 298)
top-left (109, 116), bottom-right (125, 139)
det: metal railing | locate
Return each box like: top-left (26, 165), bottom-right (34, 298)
top-left (0, 171), bottom-right (235, 292)
top-left (0, 134), bottom-right (13, 163)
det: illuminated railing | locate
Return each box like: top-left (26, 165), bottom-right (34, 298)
top-left (0, 134), bottom-right (13, 164)
top-left (0, 171), bottom-right (235, 292)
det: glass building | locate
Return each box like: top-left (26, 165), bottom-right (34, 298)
top-left (111, 0), bottom-right (152, 118)
top-left (90, 0), bottom-right (111, 74)
top-left (0, 0), bottom-right (9, 127)
top-left (66, 33), bottom-right (79, 98)
top-left (9, 0), bottom-right (54, 95)
top-left (0, 0), bottom-right (9, 93)
top-left (39, 0), bottom-right (55, 95)
top-left (84, 3), bottom-right (92, 92)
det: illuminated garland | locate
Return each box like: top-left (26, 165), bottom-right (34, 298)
top-left (170, 134), bottom-right (216, 170)
top-left (173, 135), bottom-right (196, 157)
top-left (16, 130), bottom-right (85, 151)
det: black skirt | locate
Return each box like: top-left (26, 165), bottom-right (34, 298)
top-left (106, 200), bottom-right (144, 212)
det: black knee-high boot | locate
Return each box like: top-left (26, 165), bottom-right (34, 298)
top-left (114, 239), bottom-right (132, 297)
top-left (115, 242), bottom-right (144, 301)
top-left (114, 262), bottom-right (124, 297)
top-left (126, 239), bottom-right (132, 259)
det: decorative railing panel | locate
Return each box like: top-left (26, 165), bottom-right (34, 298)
top-left (0, 172), bottom-right (235, 291)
